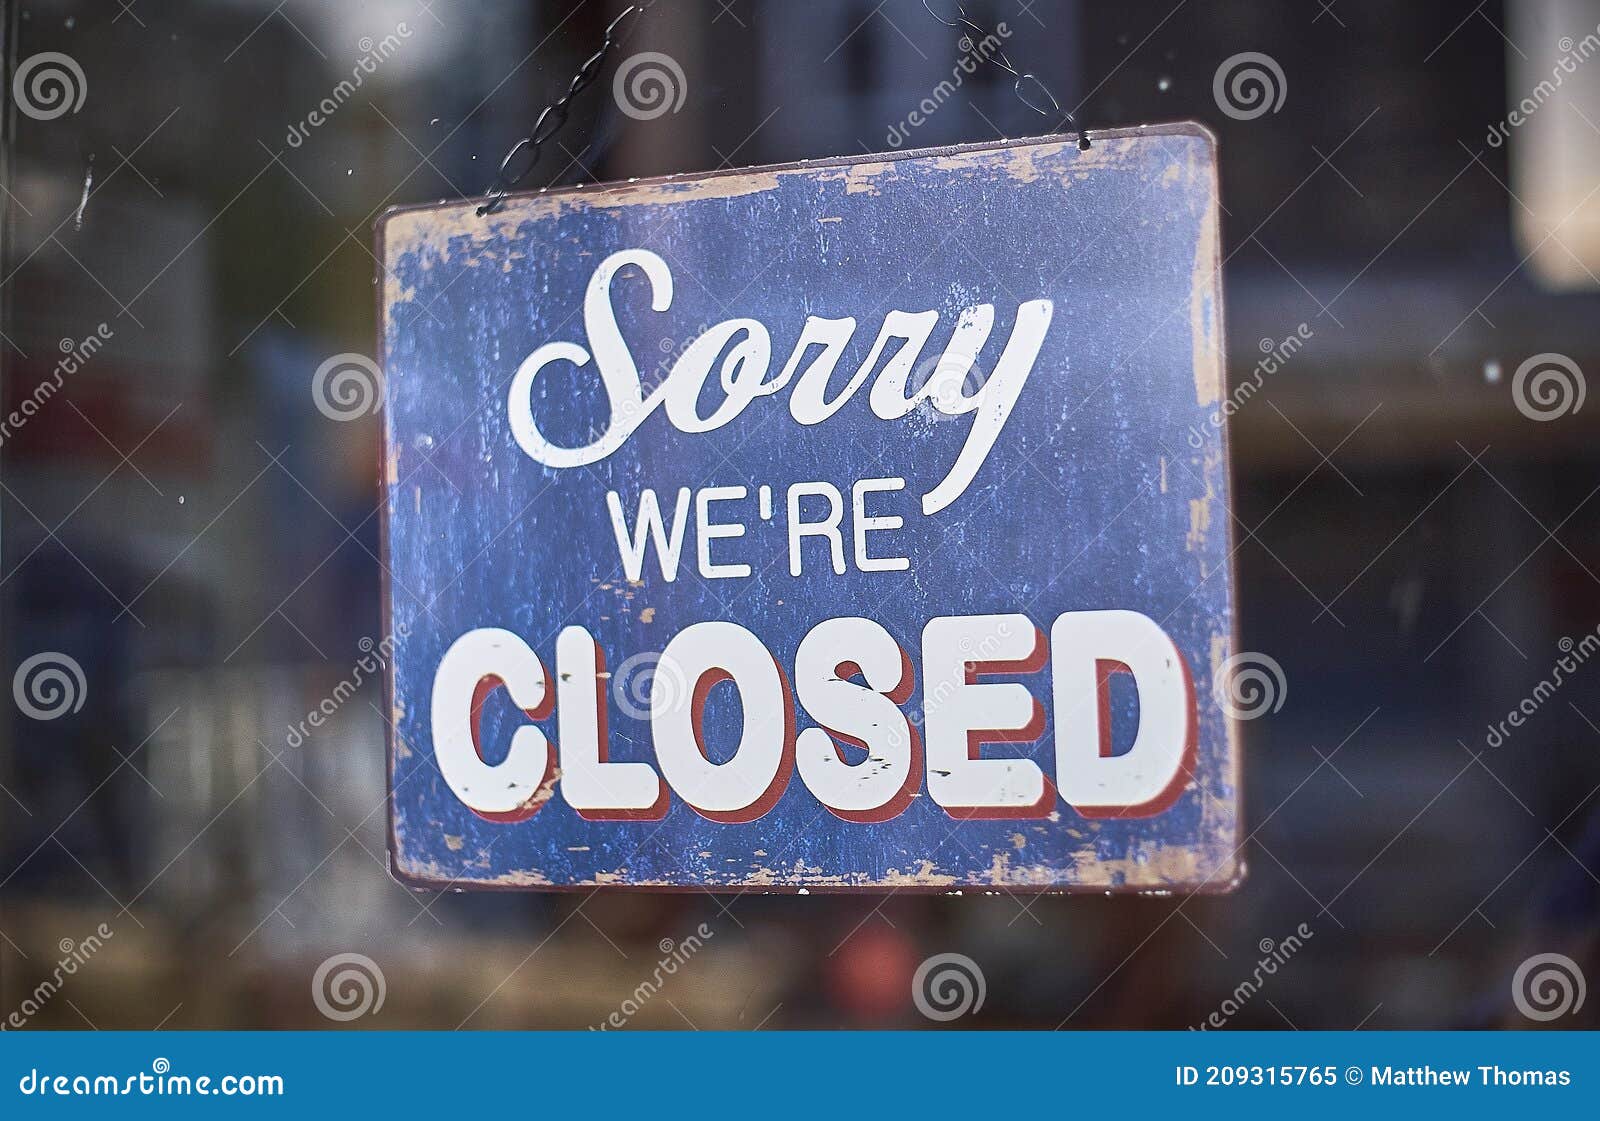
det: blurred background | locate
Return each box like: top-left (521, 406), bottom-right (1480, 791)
top-left (2, 0), bottom-right (1599, 1029)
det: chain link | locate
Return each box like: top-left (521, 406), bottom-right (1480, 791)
top-left (478, 0), bottom-right (664, 216)
top-left (920, 0), bottom-right (1070, 123)
top-left (479, 0), bottom-right (1071, 217)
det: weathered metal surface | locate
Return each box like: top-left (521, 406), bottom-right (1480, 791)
top-left (378, 124), bottom-right (1240, 891)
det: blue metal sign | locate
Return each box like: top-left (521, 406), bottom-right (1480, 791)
top-left (378, 125), bottom-right (1239, 891)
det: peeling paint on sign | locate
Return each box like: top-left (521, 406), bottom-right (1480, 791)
top-left (378, 125), bottom-right (1241, 892)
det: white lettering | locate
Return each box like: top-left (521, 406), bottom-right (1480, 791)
top-left (507, 250), bottom-right (1052, 515)
top-left (607, 487), bottom-right (691, 582)
top-left (430, 628), bottom-right (554, 819)
top-left (652, 621), bottom-right (793, 821)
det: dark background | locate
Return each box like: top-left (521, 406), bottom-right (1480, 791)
top-left (1, 0), bottom-right (1597, 1029)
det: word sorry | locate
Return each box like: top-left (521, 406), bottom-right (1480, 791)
top-left (431, 609), bottom-right (1195, 824)
top-left (507, 249), bottom-right (1053, 515)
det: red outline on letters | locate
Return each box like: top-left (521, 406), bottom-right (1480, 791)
top-left (575, 645), bottom-right (669, 822)
top-left (685, 659), bottom-right (796, 824)
top-left (468, 674), bottom-right (555, 824)
top-left (819, 645), bottom-right (921, 824)
top-left (941, 625), bottom-right (1055, 820)
top-left (1075, 651), bottom-right (1198, 820)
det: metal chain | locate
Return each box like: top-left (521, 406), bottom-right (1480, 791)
top-left (477, 0), bottom-right (664, 216)
top-left (920, 0), bottom-right (1070, 124)
top-left (479, 0), bottom-right (1069, 217)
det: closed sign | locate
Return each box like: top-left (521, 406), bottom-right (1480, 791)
top-left (378, 125), bottom-right (1240, 891)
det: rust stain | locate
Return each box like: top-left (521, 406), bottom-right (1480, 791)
top-left (881, 860), bottom-right (958, 887)
top-left (1070, 842), bottom-right (1203, 887)
top-left (379, 135), bottom-right (1158, 316)
top-left (816, 162), bottom-right (894, 196)
top-left (1189, 148), bottom-right (1224, 408)
top-left (1186, 494), bottom-right (1213, 553)
top-left (397, 836), bottom-right (1238, 890)
top-left (1209, 632), bottom-right (1229, 681)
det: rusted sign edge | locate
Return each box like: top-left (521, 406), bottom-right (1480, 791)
top-left (374, 122), bottom-right (1213, 229)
